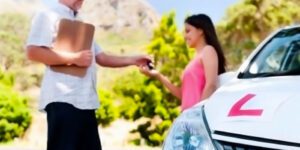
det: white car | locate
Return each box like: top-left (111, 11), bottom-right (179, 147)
top-left (163, 26), bottom-right (300, 150)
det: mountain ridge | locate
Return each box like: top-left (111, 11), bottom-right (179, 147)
top-left (0, 0), bottom-right (160, 32)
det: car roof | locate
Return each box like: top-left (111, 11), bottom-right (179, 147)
top-left (281, 25), bottom-right (300, 30)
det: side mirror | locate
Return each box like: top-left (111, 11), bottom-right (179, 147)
top-left (218, 71), bottom-right (236, 87)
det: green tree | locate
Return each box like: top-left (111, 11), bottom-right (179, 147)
top-left (113, 12), bottom-right (191, 146)
top-left (217, 0), bottom-right (300, 68)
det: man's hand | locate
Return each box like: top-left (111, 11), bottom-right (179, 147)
top-left (72, 50), bottom-right (92, 67)
top-left (132, 55), bottom-right (153, 66)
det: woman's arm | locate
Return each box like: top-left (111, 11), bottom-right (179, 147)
top-left (139, 66), bottom-right (182, 99)
top-left (201, 46), bottom-right (219, 100)
top-left (157, 73), bottom-right (182, 99)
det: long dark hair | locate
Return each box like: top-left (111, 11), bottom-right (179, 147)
top-left (185, 14), bottom-right (226, 74)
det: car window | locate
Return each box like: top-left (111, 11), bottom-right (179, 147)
top-left (240, 27), bottom-right (300, 78)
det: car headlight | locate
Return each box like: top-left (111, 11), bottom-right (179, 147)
top-left (163, 104), bottom-right (215, 150)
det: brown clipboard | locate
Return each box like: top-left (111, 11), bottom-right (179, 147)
top-left (50, 19), bottom-right (95, 77)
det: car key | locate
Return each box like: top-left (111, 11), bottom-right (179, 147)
top-left (147, 61), bottom-right (154, 70)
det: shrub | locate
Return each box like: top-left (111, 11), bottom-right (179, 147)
top-left (95, 89), bottom-right (119, 127)
top-left (0, 83), bottom-right (32, 142)
top-left (0, 70), bottom-right (14, 87)
top-left (113, 70), bottom-right (180, 146)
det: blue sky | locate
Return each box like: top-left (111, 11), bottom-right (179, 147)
top-left (146, 0), bottom-right (238, 28)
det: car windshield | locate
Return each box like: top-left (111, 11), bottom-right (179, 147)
top-left (239, 27), bottom-right (300, 78)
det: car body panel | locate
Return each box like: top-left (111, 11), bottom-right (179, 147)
top-left (205, 76), bottom-right (300, 144)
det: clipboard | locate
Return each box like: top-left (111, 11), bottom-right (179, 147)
top-left (50, 19), bottom-right (95, 77)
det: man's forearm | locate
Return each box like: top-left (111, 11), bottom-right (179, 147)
top-left (26, 45), bottom-right (74, 66)
top-left (96, 53), bottom-right (134, 67)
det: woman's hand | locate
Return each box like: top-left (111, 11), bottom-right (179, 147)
top-left (139, 64), bottom-right (160, 78)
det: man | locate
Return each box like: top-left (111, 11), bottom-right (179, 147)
top-left (26, 0), bottom-right (151, 150)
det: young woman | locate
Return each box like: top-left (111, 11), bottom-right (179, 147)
top-left (140, 14), bottom-right (226, 111)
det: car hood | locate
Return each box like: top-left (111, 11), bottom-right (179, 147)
top-left (205, 76), bottom-right (300, 144)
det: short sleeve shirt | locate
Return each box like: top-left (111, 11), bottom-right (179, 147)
top-left (26, 2), bottom-right (102, 110)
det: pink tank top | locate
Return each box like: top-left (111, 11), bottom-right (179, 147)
top-left (181, 55), bottom-right (206, 111)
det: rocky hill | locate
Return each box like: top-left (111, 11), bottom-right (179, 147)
top-left (0, 0), bottom-right (42, 15)
top-left (81, 0), bottom-right (159, 32)
top-left (0, 0), bottom-right (160, 32)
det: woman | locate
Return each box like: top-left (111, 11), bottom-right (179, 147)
top-left (140, 14), bottom-right (226, 111)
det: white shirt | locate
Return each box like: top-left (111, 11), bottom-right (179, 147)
top-left (26, 2), bottom-right (101, 110)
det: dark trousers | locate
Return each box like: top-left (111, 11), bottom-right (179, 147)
top-left (45, 102), bottom-right (102, 150)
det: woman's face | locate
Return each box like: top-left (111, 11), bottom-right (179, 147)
top-left (184, 23), bottom-right (203, 48)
